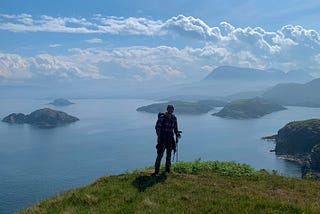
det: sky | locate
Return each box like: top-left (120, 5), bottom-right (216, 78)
top-left (1, 0), bottom-right (320, 86)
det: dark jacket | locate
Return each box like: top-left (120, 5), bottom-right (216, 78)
top-left (155, 112), bottom-right (179, 136)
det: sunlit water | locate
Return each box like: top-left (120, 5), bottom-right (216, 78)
top-left (1, 98), bottom-right (320, 213)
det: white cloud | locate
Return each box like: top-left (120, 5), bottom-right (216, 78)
top-left (1, 14), bottom-right (320, 80)
top-left (49, 44), bottom-right (62, 48)
top-left (0, 13), bottom-right (163, 35)
top-left (0, 46), bottom-right (192, 81)
top-left (0, 14), bottom-right (99, 33)
top-left (201, 65), bottom-right (214, 72)
top-left (96, 16), bottom-right (163, 35)
top-left (31, 54), bottom-right (108, 79)
top-left (162, 15), bottom-right (221, 40)
top-left (86, 38), bottom-right (102, 43)
top-left (220, 22), bottom-right (235, 36)
top-left (104, 46), bottom-right (190, 80)
top-left (0, 52), bottom-right (109, 80)
top-left (0, 53), bottom-right (32, 78)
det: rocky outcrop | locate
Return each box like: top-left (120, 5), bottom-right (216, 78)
top-left (274, 119), bottom-right (320, 156)
top-left (2, 108), bottom-right (79, 128)
top-left (301, 144), bottom-right (320, 179)
top-left (213, 97), bottom-right (286, 119)
top-left (265, 119), bottom-right (320, 178)
top-left (3, 113), bottom-right (27, 124)
top-left (310, 144), bottom-right (320, 172)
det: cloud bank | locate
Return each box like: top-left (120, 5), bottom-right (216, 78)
top-left (1, 14), bottom-right (320, 81)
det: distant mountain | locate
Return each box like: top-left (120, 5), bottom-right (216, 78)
top-left (136, 100), bottom-right (226, 114)
top-left (203, 66), bottom-right (313, 82)
top-left (226, 90), bottom-right (265, 101)
top-left (262, 78), bottom-right (320, 107)
top-left (49, 98), bottom-right (75, 106)
top-left (2, 108), bottom-right (79, 128)
top-left (212, 97), bottom-right (286, 119)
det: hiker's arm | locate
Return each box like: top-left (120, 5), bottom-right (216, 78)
top-left (174, 119), bottom-right (180, 138)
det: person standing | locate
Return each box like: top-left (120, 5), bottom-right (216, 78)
top-left (153, 104), bottom-right (180, 175)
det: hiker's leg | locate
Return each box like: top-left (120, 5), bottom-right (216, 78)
top-left (165, 142), bottom-right (173, 173)
top-left (154, 144), bottom-right (165, 174)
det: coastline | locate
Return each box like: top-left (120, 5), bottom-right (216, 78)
top-left (276, 153), bottom-right (309, 166)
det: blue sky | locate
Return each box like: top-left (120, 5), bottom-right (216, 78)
top-left (1, 0), bottom-right (320, 84)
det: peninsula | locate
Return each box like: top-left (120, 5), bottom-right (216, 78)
top-left (136, 100), bottom-right (226, 114)
top-left (213, 97), bottom-right (286, 119)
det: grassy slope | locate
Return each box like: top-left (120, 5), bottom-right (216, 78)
top-left (19, 160), bottom-right (320, 214)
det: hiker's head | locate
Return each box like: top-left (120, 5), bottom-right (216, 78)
top-left (167, 104), bottom-right (174, 114)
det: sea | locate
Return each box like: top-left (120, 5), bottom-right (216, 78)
top-left (1, 98), bottom-right (320, 213)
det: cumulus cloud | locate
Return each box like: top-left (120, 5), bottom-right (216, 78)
top-left (0, 14), bottom-right (219, 38)
top-left (97, 46), bottom-right (189, 80)
top-left (0, 53), bottom-right (31, 78)
top-left (162, 15), bottom-right (221, 40)
top-left (0, 46), bottom-right (192, 81)
top-left (1, 14), bottom-right (320, 80)
top-left (0, 52), bottom-right (108, 80)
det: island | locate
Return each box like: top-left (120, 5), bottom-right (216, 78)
top-left (212, 97), bottom-right (286, 119)
top-left (264, 119), bottom-right (320, 178)
top-left (49, 98), bottom-right (75, 106)
top-left (136, 100), bottom-right (226, 114)
top-left (2, 108), bottom-right (79, 128)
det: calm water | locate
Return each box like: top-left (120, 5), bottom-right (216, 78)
top-left (1, 98), bottom-right (320, 213)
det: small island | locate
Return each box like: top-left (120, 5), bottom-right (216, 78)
top-left (136, 100), bottom-right (226, 114)
top-left (264, 119), bottom-right (320, 178)
top-left (212, 97), bottom-right (286, 119)
top-left (2, 108), bottom-right (79, 128)
top-left (49, 98), bottom-right (75, 106)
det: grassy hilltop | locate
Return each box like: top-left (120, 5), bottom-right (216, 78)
top-left (19, 160), bottom-right (320, 214)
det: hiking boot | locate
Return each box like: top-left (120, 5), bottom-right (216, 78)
top-left (151, 172), bottom-right (159, 176)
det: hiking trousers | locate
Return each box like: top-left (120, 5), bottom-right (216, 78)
top-left (154, 132), bottom-right (174, 174)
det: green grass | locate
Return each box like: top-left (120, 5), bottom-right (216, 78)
top-left (18, 160), bottom-right (320, 214)
top-left (287, 119), bottom-right (320, 129)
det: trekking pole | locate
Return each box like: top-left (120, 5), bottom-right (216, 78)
top-left (176, 142), bottom-right (178, 162)
top-left (172, 141), bottom-right (177, 162)
top-left (175, 131), bottom-right (182, 162)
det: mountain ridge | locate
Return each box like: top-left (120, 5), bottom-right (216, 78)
top-left (262, 78), bottom-right (320, 107)
top-left (203, 65), bottom-right (313, 82)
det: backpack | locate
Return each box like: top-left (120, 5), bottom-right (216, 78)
top-left (156, 112), bottom-right (166, 135)
top-left (157, 112), bottom-right (165, 118)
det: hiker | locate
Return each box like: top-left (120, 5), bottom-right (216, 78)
top-left (153, 104), bottom-right (181, 175)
